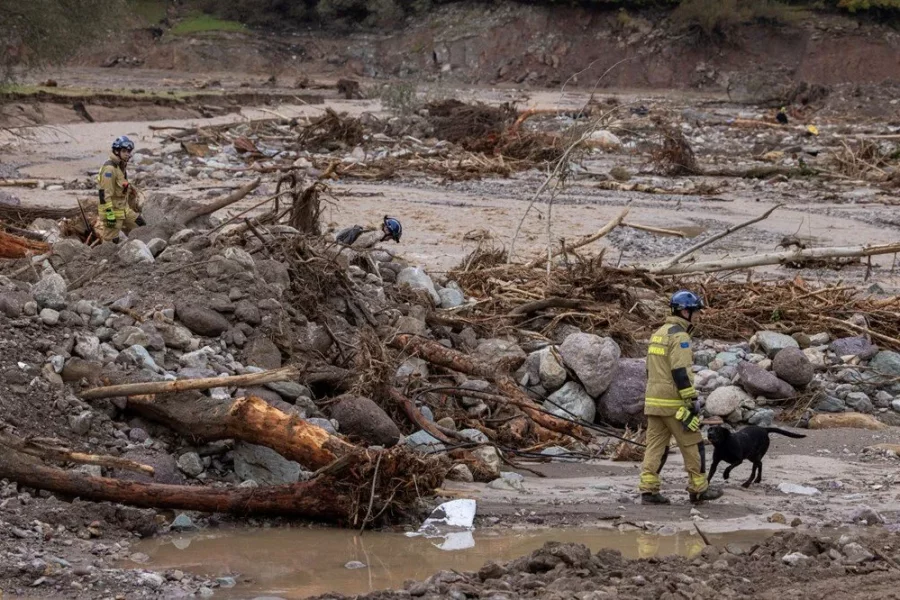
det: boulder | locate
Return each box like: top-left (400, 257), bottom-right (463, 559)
top-left (544, 381), bottom-right (595, 423)
top-left (829, 337), bottom-right (878, 360)
top-left (155, 322), bottom-right (194, 350)
top-left (869, 351), bottom-right (900, 378)
top-left (772, 347), bottom-right (814, 386)
top-left (530, 347), bottom-right (566, 392)
top-left (446, 464), bottom-right (474, 483)
top-left (705, 386), bottom-right (753, 417)
top-left (242, 336), bottom-right (282, 369)
top-left (845, 392), bottom-right (873, 414)
top-left (815, 395), bottom-right (846, 413)
top-left (233, 441), bottom-right (306, 485)
top-left (597, 358), bottom-right (646, 428)
top-left (32, 273), bottom-right (67, 310)
top-left (234, 300), bottom-right (261, 326)
top-left (395, 315), bottom-right (428, 336)
top-left (397, 266), bottom-right (441, 305)
top-left (559, 333), bottom-right (620, 397)
top-left (264, 380), bottom-right (310, 400)
top-left (117, 240), bottom-right (155, 265)
top-left (330, 395), bottom-right (401, 447)
top-left (175, 302), bottom-right (230, 337)
top-left (438, 288), bottom-right (465, 309)
top-left (737, 361), bottom-right (795, 400)
top-left (116, 450), bottom-right (184, 484)
top-left (747, 408), bottom-right (775, 427)
top-left (294, 321), bottom-right (332, 355)
top-left (474, 338), bottom-right (526, 371)
top-left (405, 430), bottom-right (445, 453)
top-left (176, 452), bottom-right (204, 478)
top-left (74, 333), bottom-right (101, 361)
top-left (754, 331), bottom-right (799, 358)
top-left (472, 446), bottom-right (501, 478)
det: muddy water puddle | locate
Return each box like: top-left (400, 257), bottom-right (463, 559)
top-left (131, 526), bottom-right (774, 598)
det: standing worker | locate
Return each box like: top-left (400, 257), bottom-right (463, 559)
top-left (96, 135), bottom-right (145, 243)
top-left (639, 290), bottom-right (722, 505)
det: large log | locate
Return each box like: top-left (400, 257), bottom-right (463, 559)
top-left (389, 334), bottom-right (590, 442)
top-left (0, 230), bottom-right (51, 258)
top-left (180, 177), bottom-right (261, 224)
top-left (127, 393), bottom-right (356, 469)
top-left (0, 448), bottom-right (351, 519)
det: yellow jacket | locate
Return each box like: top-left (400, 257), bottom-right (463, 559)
top-left (645, 315), bottom-right (697, 416)
top-left (96, 153), bottom-right (137, 218)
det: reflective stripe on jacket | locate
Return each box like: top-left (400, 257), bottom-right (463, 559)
top-left (645, 315), bottom-right (697, 417)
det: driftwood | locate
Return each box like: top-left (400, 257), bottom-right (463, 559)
top-left (0, 431), bottom-right (154, 475)
top-left (0, 229), bottom-right (51, 258)
top-left (180, 177), bottom-right (261, 224)
top-left (646, 242), bottom-right (900, 276)
top-left (524, 208), bottom-right (629, 270)
top-left (80, 366), bottom-right (299, 400)
top-left (388, 388), bottom-right (453, 444)
top-left (389, 334), bottom-right (590, 442)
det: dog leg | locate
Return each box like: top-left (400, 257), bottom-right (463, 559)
top-left (722, 461), bottom-right (741, 480)
top-left (707, 457), bottom-right (720, 482)
top-left (755, 460), bottom-right (763, 483)
top-left (742, 465), bottom-right (756, 488)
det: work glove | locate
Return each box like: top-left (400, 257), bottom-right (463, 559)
top-left (676, 406), bottom-right (701, 432)
top-left (135, 215), bottom-right (146, 226)
top-left (103, 205), bottom-right (116, 227)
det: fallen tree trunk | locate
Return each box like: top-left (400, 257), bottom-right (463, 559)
top-left (0, 229), bottom-right (51, 258)
top-left (0, 447), bottom-right (352, 518)
top-left (525, 208), bottom-right (628, 270)
top-left (180, 177), bottom-right (261, 224)
top-left (80, 366), bottom-right (300, 400)
top-left (127, 393), bottom-right (357, 469)
top-left (644, 242), bottom-right (900, 275)
top-left (0, 431), bottom-right (154, 475)
top-left (389, 334), bottom-right (590, 442)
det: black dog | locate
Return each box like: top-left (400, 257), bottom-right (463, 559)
top-left (707, 425), bottom-right (806, 488)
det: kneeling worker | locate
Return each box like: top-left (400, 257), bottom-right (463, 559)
top-left (639, 290), bottom-right (722, 505)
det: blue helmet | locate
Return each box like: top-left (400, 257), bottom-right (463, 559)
top-left (383, 215), bottom-right (402, 243)
top-left (112, 135), bottom-right (135, 153)
top-left (670, 290), bottom-right (704, 313)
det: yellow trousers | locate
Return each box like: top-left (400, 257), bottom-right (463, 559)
top-left (639, 415), bottom-right (708, 494)
top-left (95, 211), bottom-right (140, 242)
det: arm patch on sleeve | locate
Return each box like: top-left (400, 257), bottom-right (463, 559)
top-left (104, 172), bottom-right (113, 177)
top-left (680, 341), bottom-right (690, 348)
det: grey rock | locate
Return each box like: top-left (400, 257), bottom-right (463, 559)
top-left (782, 552), bottom-right (811, 566)
top-left (842, 542), bottom-right (874, 564)
top-left (489, 472), bottom-right (525, 492)
top-left (715, 352), bottom-right (740, 366)
top-left (265, 380), bottom-right (310, 400)
top-left (597, 358), bottom-right (646, 428)
top-left (138, 323), bottom-right (166, 351)
top-left (755, 331), bottom-right (799, 358)
top-left (772, 347), bottom-right (814, 387)
top-left (256, 259), bottom-right (291, 295)
top-left (737, 362), bottom-right (795, 400)
top-left (693, 349), bottom-right (716, 367)
top-left (330, 395), bottom-right (401, 447)
top-left (344, 561), bottom-right (367, 570)
top-left (808, 332), bottom-right (831, 346)
top-left (294, 321), bottom-right (332, 354)
top-left (544, 381), bottom-right (595, 423)
top-left (234, 442), bottom-right (306, 485)
top-left (536, 347), bottom-right (567, 391)
top-left (178, 347), bottom-right (213, 369)
top-left (830, 337), bottom-right (878, 360)
top-left (446, 464), bottom-right (474, 482)
top-left (706, 386), bottom-right (753, 416)
top-left (851, 506), bottom-right (884, 526)
top-left (176, 302), bottom-right (230, 337)
top-left (170, 514), bottom-right (196, 531)
top-left (306, 417), bottom-right (336, 435)
top-left (23, 300), bottom-right (37, 316)
top-left (146, 238), bottom-right (168, 257)
top-left (474, 338), bottom-right (527, 370)
top-left (128, 428), bottom-right (149, 443)
top-left (395, 315), bottom-right (428, 336)
top-left (234, 300), bottom-right (261, 325)
top-left (540, 446), bottom-right (578, 462)
top-left (472, 446), bottom-right (501, 477)
top-left (68, 411), bottom-right (93, 435)
top-left (116, 345), bottom-right (161, 372)
top-left (117, 239), bottom-right (155, 265)
top-left (559, 333), bottom-right (620, 397)
top-left (158, 246), bottom-right (193, 263)
top-left (0, 291), bottom-right (28, 318)
top-left (457, 428), bottom-right (489, 444)
top-left (874, 390), bottom-right (893, 408)
top-left (242, 336), bottom-right (282, 369)
top-left (112, 326), bottom-right (149, 350)
top-left (747, 408), bottom-right (775, 427)
top-left (438, 287), bottom-right (465, 309)
top-left (816, 395), bottom-right (846, 413)
top-left (892, 399), bottom-right (900, 413)
top-left (176, 452), bottom-right (204, 477)
top-left (397, 266), bottom-right (441, 305)
top-left (870, 351), bottom-right (900, 378)
top-left (61, 358), bottom-right (101, 382)
top-left (405, 430), bottom-right (445, 453)
top-left (217, 577), bottom-right (237, 588)
top-left (419, 405), bottom-right (434, 422)
top-left (138, 573), bottom-right (165, 589)
top-left (117, 450), bottom-right (184, 485)
top-left (51, 238), bottom-right (90, 263)
top-left (33, 274), bottom-right (67, 310)
top-left (156, 322), bottom-right (195, 350)
top-left (39, 308), bottom-right (60, 325)
top-left (845, 392), bottom-right (873, 414)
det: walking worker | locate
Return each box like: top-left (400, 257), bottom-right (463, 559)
top-left (96, 135), bottom-right (145, 242)
top-left (639, 290), bottom-right (722, 505)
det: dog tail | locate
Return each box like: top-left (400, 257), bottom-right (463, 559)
top-left (766, 427), bottom-right (806, 439)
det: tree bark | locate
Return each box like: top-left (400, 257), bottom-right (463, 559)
top-left (646, 242), bottom-right (900, 276)
top-left (181, 177), bottom-right (261, 224)
top-left (0, 448), bottom-right (351, 519)
top-left (389, 335), bottom-right (590, 442)
top-left (80, 366), bottom-right (300, 400)
top-left (388, 388), bottom-right (453, 444)
top-left (0, 230), bottom-right (51, 258)
top-left (126, 393), bottom-right (357, 469)
top-left (0, 432), bottom-right (154, 475)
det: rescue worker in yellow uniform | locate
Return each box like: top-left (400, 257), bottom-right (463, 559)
top-left (639, 290), bottom-right (723, 505)
top-left (96, 135), bottom-right (145, 242)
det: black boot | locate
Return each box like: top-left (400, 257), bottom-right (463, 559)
top-left (689, 488), bottom-right (724, 504)
top-left (641, 492), bottom-right (671, 505)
